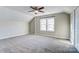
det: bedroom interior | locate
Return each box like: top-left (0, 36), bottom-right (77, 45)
top-left (0, 6), bottom-right (79, 53)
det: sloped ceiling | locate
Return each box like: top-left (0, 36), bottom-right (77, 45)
top-left (4, 6), bottom-right (77, 21)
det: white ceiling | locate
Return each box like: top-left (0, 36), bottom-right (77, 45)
top-left (5, 6), bottom-right (77, 16)
top-left (2, 6), bottom-right (76, 22)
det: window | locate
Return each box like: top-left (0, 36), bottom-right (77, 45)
top-left (40, 17), bottom-right (55, 32)
top-left (40, 19), bottom-right (46, 31)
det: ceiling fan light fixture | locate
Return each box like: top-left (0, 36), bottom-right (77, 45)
top-left (29, 6), bottom-right (44, 14)
top-left (34, 10), bottom-right (38, 14)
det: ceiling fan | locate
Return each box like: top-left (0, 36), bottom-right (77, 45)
top-left (29, 6), bottom-right (44, 14)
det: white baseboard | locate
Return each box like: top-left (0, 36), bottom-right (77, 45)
top-left (0, 33), bottom-right (27, 40)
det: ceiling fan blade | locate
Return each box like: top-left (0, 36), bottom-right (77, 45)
top-left (39, 7), bottom-right (44, 10)
top-left (39, 10), bottom-right (44, 13)
top-left (28, 10), bottom-right (35, 12)
top-left (30, 6), bottom-right (38, 10)
top-left (30, 6), bottom-right (35, 9)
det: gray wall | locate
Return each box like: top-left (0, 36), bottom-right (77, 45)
top-left (69, 7), bottom-right (79, 52)
top-left (29, 13), bottom-right (70, 39)
top-left (29, 18), bottom-right (35, 34)
top-left (0, 7), bottom-right (29, 39)
top-left (74, 7), bottom-right (79, 51)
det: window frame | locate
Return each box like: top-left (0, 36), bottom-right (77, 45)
top-left (40, 17), bottom-right (55, 32)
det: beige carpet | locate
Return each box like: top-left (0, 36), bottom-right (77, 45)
top-left (0, 35), bottom-right (78, 53)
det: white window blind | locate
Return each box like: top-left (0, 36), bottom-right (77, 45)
top-left (40, 19), bottom-right (46, 31)
top-left (47, 17), bottom-right (55, 31)
top-left (40, 17), bottom-right (55, 32)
